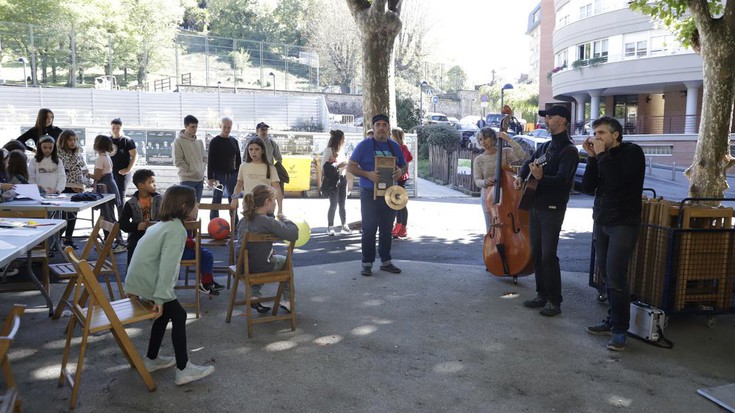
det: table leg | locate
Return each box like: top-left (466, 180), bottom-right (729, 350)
top-left (24, 251), bottom-right (54, 316)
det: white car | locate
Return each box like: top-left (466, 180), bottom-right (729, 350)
top-left (424, 112), bottom-right (451, 125)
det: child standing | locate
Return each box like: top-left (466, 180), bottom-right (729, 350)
top-left (28, 135), bottom-right (66, 195)
top-left (237, 184), bottom-right (298, 313)
top-left (91, 135), bottom-right (125, 252)
top-left (390, 127), bottom-right (414, 239)
top-left (124, 185), bottom-right (215, 386)
top-left (57, 130), bottom-right (90, 249)
top-left (120, 170), bottom-right (223, 295)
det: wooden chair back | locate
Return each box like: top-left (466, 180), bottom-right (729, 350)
top-left (51, 217), bottom-right (124, 319)
top-left (198, 203), bottom-right (237, 287)
top-left (176, 220), bottom-right (201, 318)
top-left (0, 304), bottom-right (25, 413)
top-left (59, 247), bottom-right (157, 409)
top-left (226, 231), bottom-right (295, 338)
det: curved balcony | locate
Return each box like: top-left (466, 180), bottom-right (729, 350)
top-left (554, 7), bottom-right (652, 53)
top-left (550, 52), bottom-right (703, 99)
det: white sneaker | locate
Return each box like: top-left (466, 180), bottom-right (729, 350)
top-left (175, 361), bottom-right (215, 386)
top-left (340, 225), bottom-right (352, 235)
top-left (327, 227), bottom-right (336, 236)
top-left (144, 355), bottom-right (176, 372)
top-left (279, 300), bottom-right (292, 313)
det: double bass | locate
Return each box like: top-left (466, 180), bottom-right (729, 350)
top-left (482, 111), bottom-right (534, 282)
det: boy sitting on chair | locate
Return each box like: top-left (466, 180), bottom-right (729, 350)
top-left (120, 169), bottom-right (223, 295)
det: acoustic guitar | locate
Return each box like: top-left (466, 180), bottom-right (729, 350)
top-left (517, 153), bottom-right (547, 211)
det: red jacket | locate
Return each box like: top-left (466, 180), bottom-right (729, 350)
top-left (400, 144), bottom-right (413, 181)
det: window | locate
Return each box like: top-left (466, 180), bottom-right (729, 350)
top-left (639, 145), bottom-right (673, 156)
top-left (578, 43), bottom-right (591, 60)
top-left (593, 39), bottom-right (608, 60)
top-left (554, 50), bottom-right (568, 69)
top-left (580, 3), bottom-right (592, 18)
top-left (625, 41), bottom-right (648, 58)
top-left (650, 35), bottom-right (673, 55)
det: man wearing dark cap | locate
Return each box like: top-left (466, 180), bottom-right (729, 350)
top-left (347, 114), bottom-right (407, 276)
top-left (256, 122), bottom-right (288, 194)
top-left (515, 105), bottom-right (578, 317)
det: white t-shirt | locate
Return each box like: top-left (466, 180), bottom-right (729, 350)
top-left (236, 162), bottom-right (279, 194)
top-left (94, 153), bottom-right (113, 174)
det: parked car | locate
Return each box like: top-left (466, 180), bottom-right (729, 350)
top-left (459, 115), bottom-right (483, 126)
top-left (424, 112), bottom-right (451, 125)
top-left (485, 113), bottom-right (523, 135)
top-left (525, 129), bottom-right (551, 139)
top-left (574, 145), bottom-right (590, 193)
top-left (447, 116), bottom-right (459, 125)
top-left (512, 135), bottom-right (552, 163)
top-left (455, 123), bottom-right (479, 148)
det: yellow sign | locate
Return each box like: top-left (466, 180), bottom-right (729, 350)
top-left (283, 156), bottom-right (312, 191)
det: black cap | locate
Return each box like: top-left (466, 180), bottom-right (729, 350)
top-left (256, 122), bottom-right (269, 129)
top-left (538, 106), bottom-right (571, 122)
top-left (371, 114), bottom-right (389, 125)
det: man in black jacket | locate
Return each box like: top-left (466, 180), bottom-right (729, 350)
top-left (515, 105), bottom-right (578, 317)
top-left (207, 117), bottom-right (242, 219)
top-left (582, 116), bottom-right (645, 351)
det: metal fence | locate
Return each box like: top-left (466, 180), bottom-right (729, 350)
top-left (0, 21), bottom-right (320, 92)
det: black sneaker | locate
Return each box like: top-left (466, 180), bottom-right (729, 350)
top-left (539, 302), bottom-right (561, 317)
top-left (379, 263), bottom-right (401, 273)
top-left (586, 320), bottom-right (613, 336)
top-left (210, 280), bottom-right (225, 291)
top-left (63, 240), bottom-right (79, 250)
top-left (198, 283), bottom-right (219, 296)
top-left (360, 267), bottom-right (372, 277)
top-left (250, 302), bottom-right (271, 313)
top-left (523, 296), bottom-right (547, 308)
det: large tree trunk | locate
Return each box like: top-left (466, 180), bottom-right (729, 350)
top-left (347, 0), bottom-right (403, 133)
top-left (684, 1), bottom-right (735, 199)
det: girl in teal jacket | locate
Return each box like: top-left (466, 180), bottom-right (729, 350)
top-left (124, 185), bottom-right (215, 386)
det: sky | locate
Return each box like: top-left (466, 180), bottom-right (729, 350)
top-left (425, 0), bottom-right (540, 86)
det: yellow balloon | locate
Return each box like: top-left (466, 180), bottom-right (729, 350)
top-left (289, 219), bottom-right (311, 248)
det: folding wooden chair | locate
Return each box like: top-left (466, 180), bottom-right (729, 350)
top-left (59, 247), bottom-right (157, 410)
top-left (197, 203), bottom-right (237, 288)
top-left (176, 220), bottom-right (201, 318)
top-left (225, 232), bottom-right (295, 338)
top-left (51, 217), bottom-right (124, 319)
top-left (0, 210), bottom-right (50, 294)
top-left (0, 304), bottom-right (25, 413)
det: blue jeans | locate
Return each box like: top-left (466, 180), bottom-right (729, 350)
top-left (530, 207), bottom-right (567, 305)
top-left (181, 180), bottom-right (203, 202)
top-left (594, 223), bottom-right (639, 334)
top-left (182, 247), bottom-right (214, 274)
top-left (360, 189), bottom-right (396, 265)
top-left (210, 172), bottom-right (237, 219)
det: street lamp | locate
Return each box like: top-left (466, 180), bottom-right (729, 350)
top-left (18, 57), bottom-right (28, 87)
top-left (500, 83), bottom-right (514, 111)
top-left (419, 80), bottom-right (429, 122)
top-left (217, 81), bottom-right (222, 117)
top-left (268, 72), bottom-right (276, 94)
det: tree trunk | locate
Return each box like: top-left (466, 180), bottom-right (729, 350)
top-left (348, 1), bottom-right (403, 133)
top-left (684, 7), bottom-right (735, 200)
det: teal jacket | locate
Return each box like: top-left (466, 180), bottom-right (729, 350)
top-left (124, 219), bottom-right (186, 305)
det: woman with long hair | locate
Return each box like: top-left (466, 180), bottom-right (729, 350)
top-left (16, 108), bottom-right (62, 152)
top-left (390, 128), bottom-right (413, 238)
top-left (322, 129), bottom-right (350, 235)
top-left (7, 150), bottom-right (29, 183)
top-left (472, 127), bottom-right (526, 232)
top-left (230, 137), bottom-right (283, 216)
top-left (57, 129), bottom-right (90, 248)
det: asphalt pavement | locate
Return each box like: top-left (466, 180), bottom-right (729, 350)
top-left (2, 175), bottom-right (734, 412)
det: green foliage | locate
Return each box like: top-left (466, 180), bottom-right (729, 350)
top-left (396, 95), bottom-right (421, 132)
top-left (628, 0), bottom-right (723, 50)
top-left (415, 124), bottom-right (460, 158)
top-left (445, 65), bottom-right (467, 92)
top-left (228, 49), bottom-right (252, 75)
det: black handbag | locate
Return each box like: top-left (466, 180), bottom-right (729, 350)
top-left (275, 161), bottom-right (290, 183)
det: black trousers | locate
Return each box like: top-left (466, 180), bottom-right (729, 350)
top-left (530, 207), bottom-right (567, 306)
top-left (147, 299), bottom-right (189, 370)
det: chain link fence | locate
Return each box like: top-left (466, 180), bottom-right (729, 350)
top-left (0, 22), bottom-right (320, 93)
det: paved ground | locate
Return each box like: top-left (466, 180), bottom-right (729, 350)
top-left (1, 175), bottom-right (734, 412)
